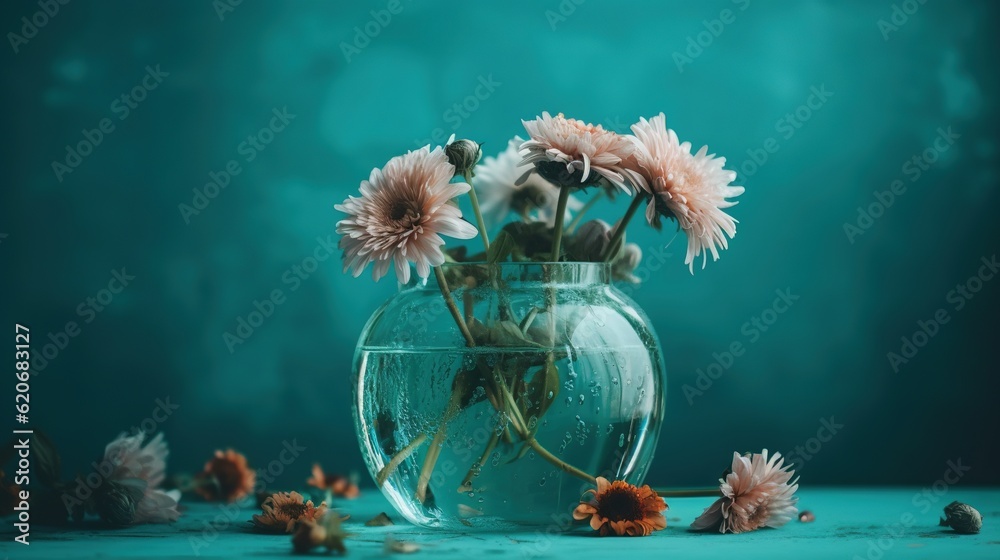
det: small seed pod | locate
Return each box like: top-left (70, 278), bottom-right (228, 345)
top-left (939, 501), bottom-right (982, 534)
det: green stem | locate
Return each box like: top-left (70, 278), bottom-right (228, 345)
top-left (549, 187), bottom-right (571, 262)
top-left (458, 430), bottom-right (501, 491)
top-left (465, 173), bottom-right (490, 252)
top-left (527, 439), bottom-right (596, 485)
top-left (492, 370), bottom-right (596, 485)
top-left (411, 266), bottom-right (476, 503)
top-left (416, 393), bottom-right (463, 503)
top-left (650, 487), bottom-right (723, 498)
top-left (564, 190), bottom-right (604, 234)
top-left (602, 195), bottom-right (644, 261)
top-left (546, 187), bottom-right (573, 352)
top-left (434, 267), bottom-right (476, 347)
top-left (375, 433), bottom-right (428, 486)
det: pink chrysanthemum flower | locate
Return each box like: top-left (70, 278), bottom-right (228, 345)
top-left (519, 112), bottom-right (640, 193)
top-left (101, 432), bottom-right (181, 524)
top-left (336, 146), bottom-right (479, 283)
top-left (476, 137), bottom-right (583, 228)
top-left (627, 113), bottom-right (744, 272)
top-left (690, 449), bottom-right (799, 534)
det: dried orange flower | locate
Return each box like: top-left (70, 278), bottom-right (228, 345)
top-left (573, 477), bottom-right (667, 536)
top-left (195, 449), bottom-right (256, 503)
top-left (252, 491), bottom-right (327, 534)
top-left (307, 464), bottom-right (359, 499)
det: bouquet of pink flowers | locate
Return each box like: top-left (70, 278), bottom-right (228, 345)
top-left (336, 111), bottom-right (753, 533)
top-left (337, 111), bottom-right (743, 283)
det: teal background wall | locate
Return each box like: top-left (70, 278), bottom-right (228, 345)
top-left (1, 0), bottom-right (997, 488)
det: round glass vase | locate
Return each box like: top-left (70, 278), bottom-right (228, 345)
top-left (351, 262), bottom-right (665, 530)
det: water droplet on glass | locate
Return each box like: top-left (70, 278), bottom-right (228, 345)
top-left (618, 433), bottom-right (625, 447)
top-left (478, 497), bottom-right (485, 503)
top-left (539, 477), bottom-right (546, 486)
top-left (606, 424), bottom-right (615, 434)
top-left (547, 391), bottom-right (554, 399)
top-left (578, 394), bottom-right (585, 405)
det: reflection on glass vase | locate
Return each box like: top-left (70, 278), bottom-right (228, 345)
top-left (351, 262), bottom-right (665, 530)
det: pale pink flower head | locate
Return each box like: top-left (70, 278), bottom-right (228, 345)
top-left (476, 137), bottom-right (583, 228)
top-left (519, 112), bottom-right (640, 193)
top-left (101, 432), bottom-right (181, 524)
top-left (690, 449), bottom-right (799, 534)
top-left (627, 113), bottom-right (744, 272)
top-left (336, 146), bottom-right (479, 283)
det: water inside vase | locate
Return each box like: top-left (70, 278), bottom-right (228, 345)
top-left (354, 345), bottom-right (662, 530)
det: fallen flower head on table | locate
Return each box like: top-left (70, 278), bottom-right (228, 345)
top-left (194, 448), bottom-right (256, 503)
top-left (690, 449), bottom-right (799, 534)
top-left (573, 477), bottom-right (668, 536)
top-left (252, 490), bottom-right (327, 534)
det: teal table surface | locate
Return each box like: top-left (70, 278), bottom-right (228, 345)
top-left (3, 488), bottom-right (998, 559)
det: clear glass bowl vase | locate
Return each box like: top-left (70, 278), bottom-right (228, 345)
top-left (351, 262), bottom-right (665, 530)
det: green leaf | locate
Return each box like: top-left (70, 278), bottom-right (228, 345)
top-left (486, 230), bottom-right (515, 264)
top-left (485, 320), bottom-right (545, 348)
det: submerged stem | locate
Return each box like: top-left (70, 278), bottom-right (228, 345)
top-left (458, 430), bottom-right (501, 491)
top-left (415, 394), bottom-right (462, 503)
top-left (375, 433), bottom-right (428, 486)
top-left (527, 439), bottom-right (596, 485)
top-left (434, 267), bottom-right (476, 347)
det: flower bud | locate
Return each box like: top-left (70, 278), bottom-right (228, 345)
top-left (612, 243), bottom-right (643, 283)
top-left (445, 138), bottom-right (482, 177)
top-left (569, 220), bottom-right (613, 262)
